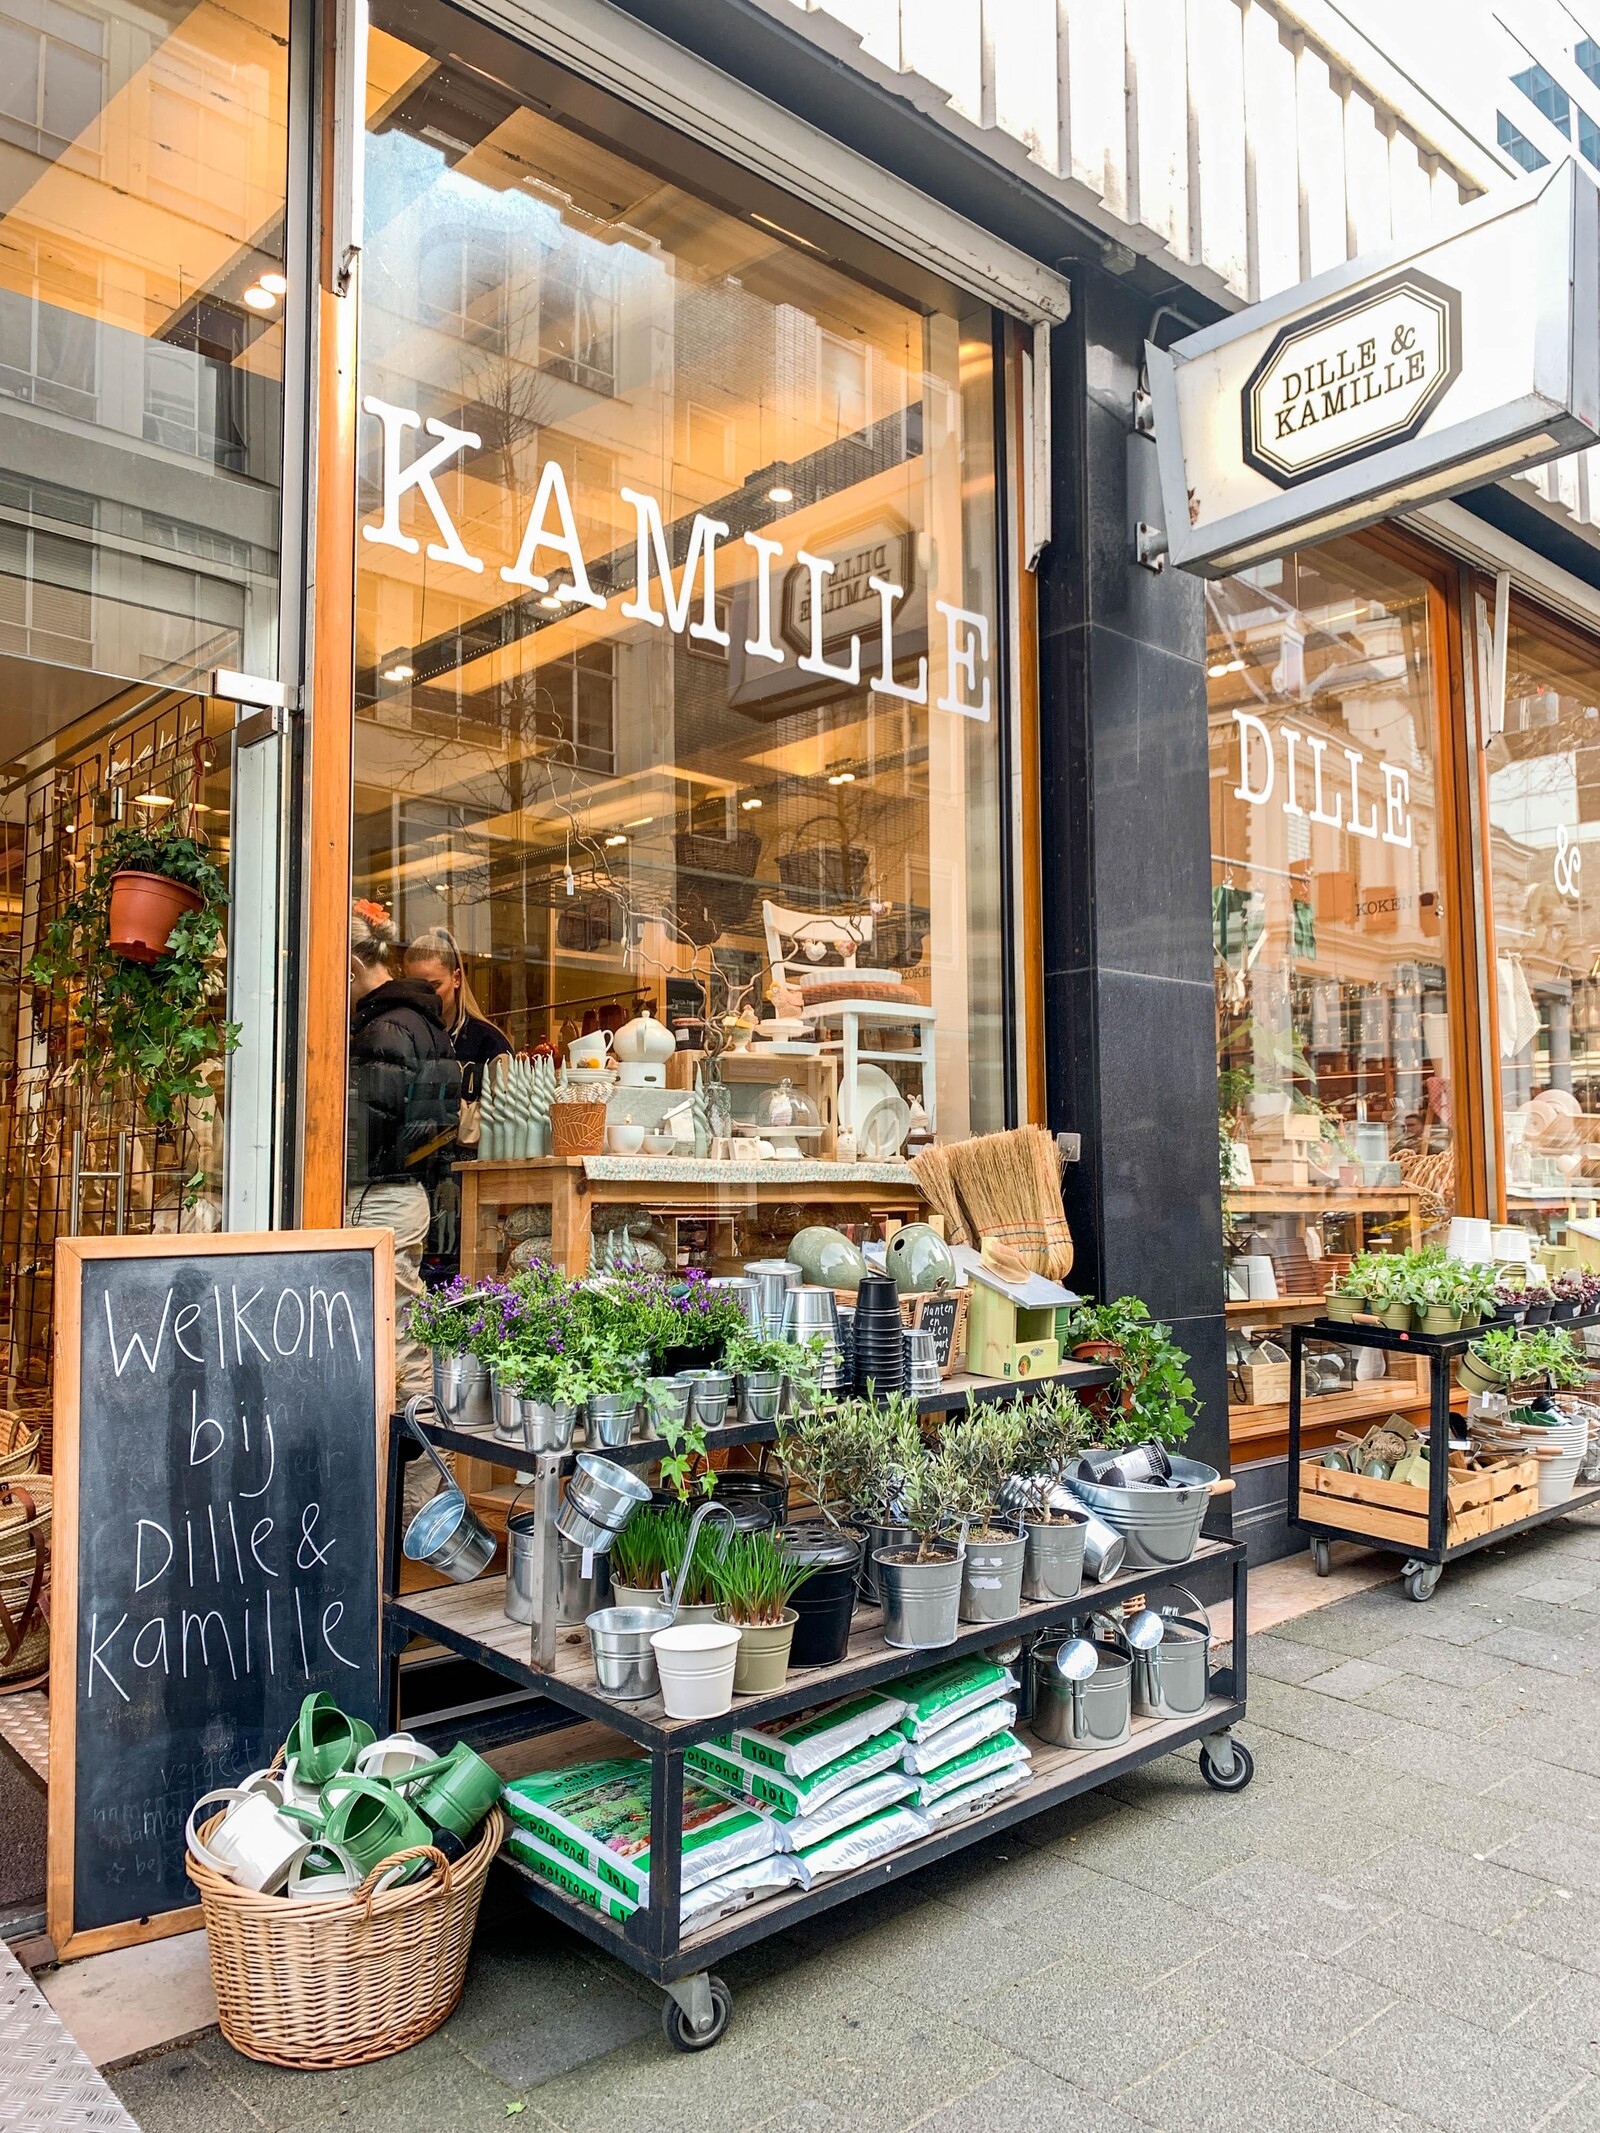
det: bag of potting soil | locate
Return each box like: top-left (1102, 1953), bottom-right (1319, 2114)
top-left (897, 1657), bottom-right (1018, 1742)
top-left (910, 1729), bottom-right (1032, 1808)
top-left (796, 1802), bottom-right (931, 1882)
top-left (687, 1730), bottom-right (907, 1820)
top-left (900, 1699), bottom-right (1017, 1774)
top-left (506, 1830), bottom-right (637, 1923)
top-left (726, 1690), bottom-right (907, 1780)
top-left (502, 1759), bottom-right (777, 1905)
top-left (922, 1762), bottom-right (1032, 1829)
top-left (770, 1768), bottom-right (919, 1854)
top-left (679, 1853), bottom-right (810, 1929)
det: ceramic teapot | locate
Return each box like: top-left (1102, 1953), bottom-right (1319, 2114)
top-left (613, 1010), bottom-right (677, 1065)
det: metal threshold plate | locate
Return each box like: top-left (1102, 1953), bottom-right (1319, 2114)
top-left (0, 1937), bottom-right (139, 2131)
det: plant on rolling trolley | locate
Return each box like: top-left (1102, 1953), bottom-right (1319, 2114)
top-left (1003, 1384), bottom-right (1095, 1602)
top-left (946, 1403), bottom-right (1030, 1622)
top-left (873, 1415), bottom-right (985, 1650)
top-left (710, 1531), bottom-right (814, 1692)
top-left (609, 1505), bottom-right (724, 1615)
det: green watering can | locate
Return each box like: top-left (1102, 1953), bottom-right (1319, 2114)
top-left (283, 1774), bottom-right (433, 1884)
top-left (398, 1743), bottom-right (502, 1853)
top-left (288, 1692), bottom-right (375, 1789)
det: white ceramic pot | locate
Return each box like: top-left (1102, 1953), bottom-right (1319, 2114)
top-left (650, 1622), bottom-right (740, 1718)
top-left (607, 1122), bottom-right (647, 1155)
top-left (568, 1031), bottom-right (614, 1070)
top-left (613, 1011), bottom-right (677, 1065)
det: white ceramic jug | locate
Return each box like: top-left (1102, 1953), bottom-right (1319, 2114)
top-left (612, 1011), bottom-right (676, 1065)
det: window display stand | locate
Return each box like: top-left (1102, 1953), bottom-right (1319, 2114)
top-left (380, 1370), bottom-right (1252, 2051)
top-left (1289, 1314), bottom-right (1600, 1601)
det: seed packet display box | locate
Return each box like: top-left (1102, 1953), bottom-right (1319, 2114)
top-left (1289, 1314), bottom-right (1600, 1602)
top-left (380, 1365), bottom-right (1252, 2050)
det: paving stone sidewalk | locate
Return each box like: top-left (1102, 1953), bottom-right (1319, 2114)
top-left (115, 1509), bottom-right (1600, 2133)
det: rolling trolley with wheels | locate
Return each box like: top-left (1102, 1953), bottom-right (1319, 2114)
top-left (381, 1378), bottom-right (1253, 2049)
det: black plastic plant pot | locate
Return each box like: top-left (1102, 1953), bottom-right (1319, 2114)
top-left (657, 1342), bottom-right (721, 1378)
top-left (1525, 1302), bottom-right (1553, 1325)
top-left (781, 1522), bottom-right (862, 1665)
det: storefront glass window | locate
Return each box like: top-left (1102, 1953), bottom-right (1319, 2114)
top-left (1486, 604), bottom-right (1600, 1237)
top-left (1209, 538), bottom-right (1458, 1449)
top-left (352, 1), bottom-right (1006, 1379)
top-left (0, 0), bottom-right (289, 1392)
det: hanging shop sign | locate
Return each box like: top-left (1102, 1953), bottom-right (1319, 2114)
top-left (1148, 162), bottom-right (1600, 576)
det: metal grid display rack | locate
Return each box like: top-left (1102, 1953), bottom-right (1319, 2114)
top-left (381, 1366), bottom-right (1252, 2050)
top-left (1289, 1314), bottom-right (1600, 1602)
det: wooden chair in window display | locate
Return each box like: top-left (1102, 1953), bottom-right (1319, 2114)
top-left (761, 899), bottom-right (936, 1149)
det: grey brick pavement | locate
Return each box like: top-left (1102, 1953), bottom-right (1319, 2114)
top-left (111, 1509), bottom-right (1600, 2133)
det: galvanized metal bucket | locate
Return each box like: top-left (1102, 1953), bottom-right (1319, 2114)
top-left (433, 1350), bottom-right (494, 1430)
top-left (504, 1510), bottom-right (611, 1628)
top-left (1022, 1517), bottom-right (1087, 1603)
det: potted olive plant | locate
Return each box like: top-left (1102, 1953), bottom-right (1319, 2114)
top-left (873, 1416), bottom-right (983, 1650)
top-left (949, 1403), bottom-right (1029, 1623)
top-left (711, 1531), bottom-right (813, 1692)
top-left (1010, 1384), bottom-right (1092, 1601)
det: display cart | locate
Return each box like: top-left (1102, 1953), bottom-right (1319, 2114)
top-left (381, 1366), bottom-right (1252, 2050)
top-left (1289, 1314), bottom-right (1600, 1601)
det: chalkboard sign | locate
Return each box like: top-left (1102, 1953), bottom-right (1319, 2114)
top-left (49, 1231), bottom-right (394, 1958)
top-left (908, 1291), bottom-right (968, 1377)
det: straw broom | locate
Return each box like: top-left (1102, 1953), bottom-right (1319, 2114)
top-left (911, 1127), bottom-right (1074, 1279)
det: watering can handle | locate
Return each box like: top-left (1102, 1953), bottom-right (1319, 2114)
top-left (1152, 1584), bottom-right (1214, 1646)
top-left (666, 1498), bottom-right (736, 1622)
top-left (402, 1397), bottom-right (459, 1493)
top-left (184, 1787), bottom-right (254, 1876)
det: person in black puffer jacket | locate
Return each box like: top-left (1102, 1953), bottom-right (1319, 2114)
top-left (345, 904), bottom-right (462, 1406)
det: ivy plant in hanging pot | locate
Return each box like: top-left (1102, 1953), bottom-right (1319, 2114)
top-left (27, 819), bottom-right (237, 1189)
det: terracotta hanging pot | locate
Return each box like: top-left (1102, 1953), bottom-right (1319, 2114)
top-left (107, 869), bottom-right (203, 963)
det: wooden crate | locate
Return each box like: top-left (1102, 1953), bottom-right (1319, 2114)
top-left (1236, 1361), bottom-right (1291, 1405)
top-left (1298, 1453), bottom-right (1538, 1549)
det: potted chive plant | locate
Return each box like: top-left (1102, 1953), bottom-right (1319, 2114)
top-left (711, 1531), bottom-right (813, 1692)
top-left (610, 1506), bottom-right (723, 1618)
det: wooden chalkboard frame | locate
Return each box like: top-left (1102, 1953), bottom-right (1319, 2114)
top-left (48, 1229), bottom-right (395, 1959)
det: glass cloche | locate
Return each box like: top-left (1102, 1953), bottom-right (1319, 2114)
top-left (752, 1077), bottom-right (822, 1155)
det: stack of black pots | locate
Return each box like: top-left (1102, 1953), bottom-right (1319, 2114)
top-left (852, 1273), bottom-right (904, 1395)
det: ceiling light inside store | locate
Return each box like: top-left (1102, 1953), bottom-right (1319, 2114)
top-left (827, 771), bottom-right (855, 786)
top-left (741, 797), bottom-right (762, 810)
top-left (135, 792), bottom-right (174, 806)
top-left (383, 664), bottom-right (414, 682)
top-left (1207, 659), bottom-right (1244, 678)
top-left (242, 286), bottom-right (276, 311)
top-left (750, 211), bottom-right (823, 252)
top-left (604, 834), bottom-right (627, 847)
top-left (259, 271), bottom-right (288, 296)
top-left (766, 485), bottom-right (793, 504)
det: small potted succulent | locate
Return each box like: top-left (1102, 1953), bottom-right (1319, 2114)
top-left (711, 1530), bottom-right (814, 1692)
top-left (1552, 1273), bottom-right (1587, 1322)
top-left (1490, 1279), bottom-right (1528, 1324)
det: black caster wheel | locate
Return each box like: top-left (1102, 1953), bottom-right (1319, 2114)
top-left (662, 1976), bottom-right (731, 2052)
top-left (1404, 1564), bottom-right (1442, 1603)
top-left (1311, 1540), bottom-right (1332, 1578)
top-left (1199, 1740), bottom-right (1255, 1793)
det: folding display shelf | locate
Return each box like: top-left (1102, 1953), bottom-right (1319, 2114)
top-left (381, 1365), bottom-right (1252, 2050)
top-left (1289, 1313), bottom-right (1600, 1601)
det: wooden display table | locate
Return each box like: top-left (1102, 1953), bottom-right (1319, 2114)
top-left (457, 1155), bottom-right (925, 1280)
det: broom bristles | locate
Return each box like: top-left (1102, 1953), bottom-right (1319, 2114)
top-left (911, 1127), bottom-right (1073, 1280)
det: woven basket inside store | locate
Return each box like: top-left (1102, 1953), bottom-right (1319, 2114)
top-left (189, 1807), bottom-right (503, 2068)
top-left (550, 1098), bottom-right (607, 1156)
top-left (0, 1474), bottom-right (51, 1691)
top-left (0, 1412), bottom-right (42, 1480)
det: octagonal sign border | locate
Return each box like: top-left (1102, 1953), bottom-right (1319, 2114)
top-left (1241, 267), bottom-right (1464, 490)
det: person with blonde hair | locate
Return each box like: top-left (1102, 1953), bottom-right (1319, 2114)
top-left (403, 926), bottom-right (512, 1138)
top-left (347, 902), bottom-right (461, 1401)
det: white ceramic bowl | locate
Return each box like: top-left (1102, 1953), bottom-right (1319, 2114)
top-left (642, 1132), bottom-right (677, 1156)
top-left (607, 1123), bottom-right (647, 1155)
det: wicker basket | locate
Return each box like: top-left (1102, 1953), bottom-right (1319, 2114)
top-left (0, 1475), bottom-right (51, 1691)
top-left (0, 1413), bottom-right (41, 1480)
top-left (550, 1098), bottom-right (608, 1156)
top-left (190, 1807), bottom-right (503, 2068)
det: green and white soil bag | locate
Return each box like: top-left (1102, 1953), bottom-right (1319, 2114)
top-left (506, 1830), bottom-right (636, 1923)
top-left (679, 1854), bottom-right (809, 1929)
top-left (898, 1658), bottom-right (1018, 1743)
top-left (503, 1758), bottom-right (778, 1905)
top-left (768, 1768), bottom-right (918, 1853)
top-left (900, 1700), bottom-right (1018, 1775)
top-left (911, 1729), bottom-right (1032, 1809)
top-left (923, 1764), bottom-right (1032, 1829)
top-left (796, 1802), bottom-right (931, 1882)
top-left (726, 1691), bottom-right (907, 1780)
top-left (688, 1730), bottom-right (907, 1819)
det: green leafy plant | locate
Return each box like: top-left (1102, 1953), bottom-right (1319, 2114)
top-left (650, 1399), bottom-right (715, 1503)
top-left (28, 820), bottom-right (236, 1169)
top-left (891, 1410), bottom-right (986, 1561)
top-left (495, 1345), bottom-right (589, 1409)
top-left (1061, 1297), bottom-right (1198, 1448)
top-left (945, 1402), bottom-right (1029, 1538)
top-left (582, 1345), bottom-right (645, 1402)
top-left (776, 1393), bottom-right (894, 1528)
top-left (1466, 1324), bottom-right (1587, 1389)
top-left (710, 1530), bottom-right (812, 1626)
top-left (608, 1505), bottom-right (726, 1602)
top-left (1009, 1384), bottom-right (1092, 1513)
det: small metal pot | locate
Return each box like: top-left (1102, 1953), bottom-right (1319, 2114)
top-left (707, 1276), bottom-right (762, 1331)
top-left (856, 1521), bottom-right (913, 1604)
top-left (958, 1532), bottom-right (1026, 1623)
top-left (644, 1377), bottom-right (693, 1432)
top-left (738, 1369), bottom-right (785, 1424)
top-left (874, 1543), bottom-right (963, 1650)
top-left (495, 1384), bottom-right (577, 1451)
top-left (557, 1453), bottom-right (651, 1552)
top-left (586, 1604), bottom-right (673, 1700)
top-left (1029, 1639), bottom-right (1132, 1751)
top-left (505, 1518), bottom-right (611, 1628)
top-left (587, 1393), bottom-right (641, 1448)
top-left (746, 1259), bottom-right (801, 1333)
top-left (403, 1486), bottom-right (495, 1582)
top-left (681, 1369), bottom-right (733, 1428)
top-left (1022, 1517), bottom-right (1087, 1603)
top-left (433, 1349), bottom-right (494, 1430)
